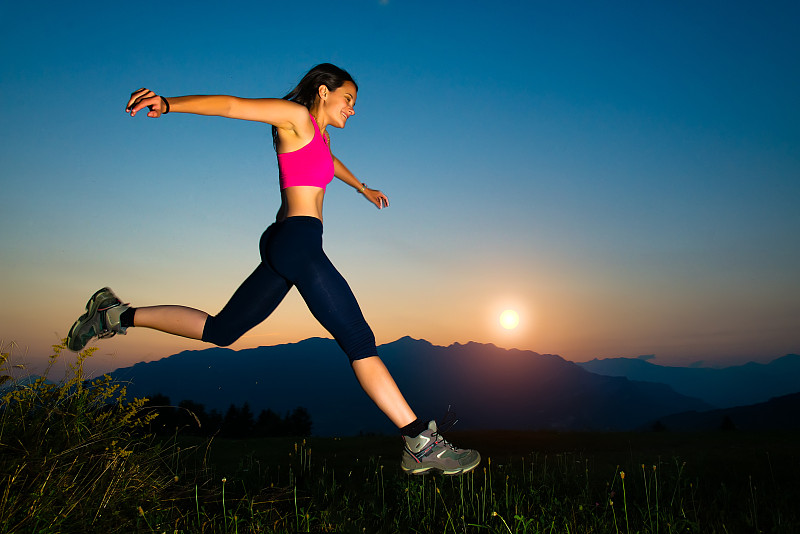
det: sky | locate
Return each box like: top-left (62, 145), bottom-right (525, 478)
top-left (1, 1), bottom-right (799, 379)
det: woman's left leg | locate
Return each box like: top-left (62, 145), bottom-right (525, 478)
top-left (291, 258), bottom-right (481, 476)
top-left (351, 356), bottom-right (417, 428)
top-left (265, 217), bottom-right (416, 428)
top-left (294, 258), bottom-right (416, 427)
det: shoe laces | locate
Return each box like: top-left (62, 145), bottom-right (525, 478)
top-left (432, 405), bottom-right (460, 451)
top-left (97, 301), bottom-right (127, 338)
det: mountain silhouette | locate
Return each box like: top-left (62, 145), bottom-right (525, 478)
top-left (652, 392), bottom-right (800, 431)
top-left (576, 354), bottom-right (800, 408)
top-left (109, 337), bottom-right (710, 436)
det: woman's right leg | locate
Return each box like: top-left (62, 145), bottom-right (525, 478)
top-left (132, 260), bottom-right (292, 346)
top-left (130, 225), bottom-right (292, 346)
top-left (68, 262), bottom-right (290, 351)
top-left (133, 305), bottom-right (208, 340)
top-left (201, 261), bottom-right (292, 346)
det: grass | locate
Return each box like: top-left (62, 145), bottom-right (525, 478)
top-left (2, 341), bottom-right (799, 533)
top-left (157, 431), bottom-right (800, 533)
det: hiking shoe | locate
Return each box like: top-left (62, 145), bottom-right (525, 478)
top-left (402, 420), bottom-right (481, 475)
top-left (66, 287), bottom-right (129, 352)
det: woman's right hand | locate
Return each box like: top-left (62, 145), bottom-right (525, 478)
top-left (126, 88), bottom-right (167, 118)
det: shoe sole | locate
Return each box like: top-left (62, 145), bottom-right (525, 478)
top-left (402, 458), bottom-right (481, 476)
top-left (66, 287), bottom-right (119, 352)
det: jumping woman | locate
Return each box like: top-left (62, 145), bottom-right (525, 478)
top-left (66, 63), bottom-right (480, 475)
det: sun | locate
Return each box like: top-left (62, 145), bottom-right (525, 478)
top-left (499, 309), bottom-right (520, 330)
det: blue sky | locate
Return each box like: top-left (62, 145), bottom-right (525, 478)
top-left (1, 1), bottom-right (798, 378)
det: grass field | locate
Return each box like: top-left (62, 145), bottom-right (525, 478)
top-left (3, 342), bottom-right (799, 533)
top-left (159, 429), bottom-right (799, 533)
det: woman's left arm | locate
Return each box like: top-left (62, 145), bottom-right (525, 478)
top-left (333, 155), bottom-right (389, 209)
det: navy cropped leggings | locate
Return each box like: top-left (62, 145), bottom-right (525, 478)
top-left (201, 216), bottom-right (377, 362)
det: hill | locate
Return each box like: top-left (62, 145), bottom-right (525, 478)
top-left (653, 392), bottom-right (800, 431)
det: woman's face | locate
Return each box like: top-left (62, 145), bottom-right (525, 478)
top-left (322, 81), bottom-right (357, 128)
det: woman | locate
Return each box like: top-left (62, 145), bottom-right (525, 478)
top-left (67, 63), bottom-right (479, 475)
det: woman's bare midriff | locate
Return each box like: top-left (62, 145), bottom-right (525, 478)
top-left (277, 186), bottom-right (326, 222)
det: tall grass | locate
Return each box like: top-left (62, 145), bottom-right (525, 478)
top-left (0, 341), bottom-right (175, 533)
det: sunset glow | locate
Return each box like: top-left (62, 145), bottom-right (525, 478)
top-left (499, 310), bottom-right (520, 330)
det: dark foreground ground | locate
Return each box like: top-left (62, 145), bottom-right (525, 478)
top-left (198, 428), bottom-right (799, 478)
top-left (160, 429), bottom-right (800, 533)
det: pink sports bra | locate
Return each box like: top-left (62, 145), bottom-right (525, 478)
top-left (277, 114), bottom-right (335, 190)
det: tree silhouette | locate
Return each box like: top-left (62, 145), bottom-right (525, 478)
top-left (255, 408), bottom-right (284, 437)
top-left (135, 395), bottom-right (312, 438)
top-left (287, 406), bottom-right (312, 437)
top-left (720, 415), bottom-right (737, 432)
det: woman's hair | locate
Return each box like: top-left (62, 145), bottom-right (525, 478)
top-left (272, 63), bottom-right (358, 149)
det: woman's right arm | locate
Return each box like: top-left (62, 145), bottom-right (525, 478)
top-left (125, 88), bottom-right (306, 130)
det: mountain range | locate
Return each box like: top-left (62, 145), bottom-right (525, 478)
top-left (576, 353), bottom-right (800, 408)
top-left (105, 336), bottom-right (800, 436)
top-left (98, 337), bottom-right (744, 435)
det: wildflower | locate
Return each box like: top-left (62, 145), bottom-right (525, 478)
top-left (620, 471), bottom-right (625, 480)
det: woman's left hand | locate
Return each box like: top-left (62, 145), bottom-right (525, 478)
top-left (363, 188), bottom-right (389, 209)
